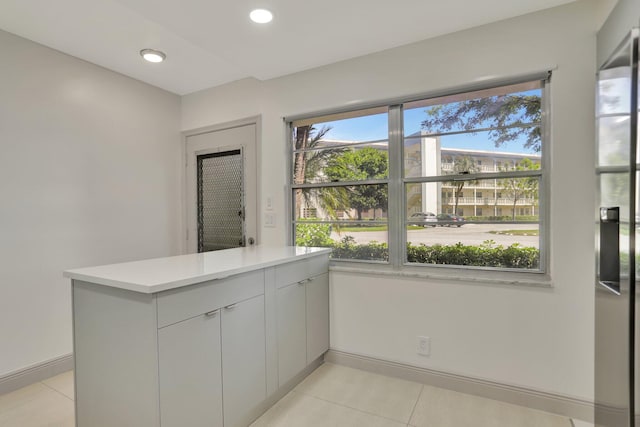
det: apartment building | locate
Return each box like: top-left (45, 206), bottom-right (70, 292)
top-left (405, 135), bottom-right (541, 218)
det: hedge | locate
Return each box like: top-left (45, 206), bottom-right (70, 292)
top-left (405, 241), bottom-right (538, 269)
top-left (295, 222), bottom-right (334, 247)
top-left (330, 236), bottom-right (389, 261)
top-left (295, 222), bottom-right (539, 269)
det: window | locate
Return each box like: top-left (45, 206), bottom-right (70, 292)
top-left (291, 107), bottom-right (389, 262)
top-left (290, 78), bottom-right (547, 272)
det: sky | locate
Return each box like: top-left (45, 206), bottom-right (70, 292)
top-left (317, 90), bottom-right (541, 155)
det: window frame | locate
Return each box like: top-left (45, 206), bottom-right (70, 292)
top-left (286, 73), bottom-right (551, 276)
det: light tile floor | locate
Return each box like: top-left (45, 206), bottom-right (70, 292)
top-left (0, 363), bottom-right (593, 427)
top-left (0, 371), bottom-right (74, 427)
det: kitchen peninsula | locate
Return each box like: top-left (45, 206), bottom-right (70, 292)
top-left (64, 246), bottom-right (331, 427)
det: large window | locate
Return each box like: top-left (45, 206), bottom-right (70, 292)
top-left (291, 108), bottom-right (390, 262)
top-left (290, 78), bottom-right (547, 272)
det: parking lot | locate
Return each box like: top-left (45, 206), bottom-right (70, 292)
top-left (331, 223), bottom-right (539, 248)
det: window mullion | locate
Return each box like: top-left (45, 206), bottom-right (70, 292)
top-left (388, 104), bottom-right (404, 268)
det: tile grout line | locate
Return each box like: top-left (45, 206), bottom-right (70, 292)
top-left (292, 388), bottom-right (419, 425)
top-left (39, 381), bottom-right (74, 403)
top-left (0, 382), bottom-right (63, 415)
top-left (407, 384), bottom-right (424, 427)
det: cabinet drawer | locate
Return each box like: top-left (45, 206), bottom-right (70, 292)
top-left (275, 255), bottom-right (329, 289)
top-left (157, 270), bottom-right (264, 328)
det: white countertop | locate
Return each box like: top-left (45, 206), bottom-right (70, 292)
top-left (64, 246), bottom-right (331, 294)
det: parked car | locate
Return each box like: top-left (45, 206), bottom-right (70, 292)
top-left (409, 212), bottom-right (437, 227)
top-left (436, 213), bottom-right (465, 227)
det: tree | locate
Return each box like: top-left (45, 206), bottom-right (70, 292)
top-left (292, 125), bottom-right (349, 219)
top-left (421, 92), bottom-right (542, 151)
top-left (325, 147), bottom-right (388, 220)
top-left (449, 156), bottom-right (479, 216)
top-left (498, 158), bottom-right (540, 220)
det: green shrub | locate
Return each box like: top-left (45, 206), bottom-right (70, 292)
top-left (326, 239), bottom-right (539, 269)
top-left (406, 240), bottom-right (538, 269)
top-left (295, 222), bottom-right (333, 247)
top-left (330, 236), bottom-right (389, 261)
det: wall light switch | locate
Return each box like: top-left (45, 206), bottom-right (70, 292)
top-left (265, 196), bottom-right (273, 211)
top-left (264, 212), bottom-right (276, 227)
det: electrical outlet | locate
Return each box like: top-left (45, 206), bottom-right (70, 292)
top-left (417, 336), bottom-right (430, 356)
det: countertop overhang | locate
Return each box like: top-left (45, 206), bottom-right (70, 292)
top-left (64, 246), bottom-right (331, 294)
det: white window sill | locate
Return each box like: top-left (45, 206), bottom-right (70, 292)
top-left (329, 263), bottom-right (552, 288)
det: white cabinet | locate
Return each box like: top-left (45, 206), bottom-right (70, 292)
top-left (306, 273), bottom-right (329, 363)
top-left (276, 282), bottom-right (307, 385)
top-left (158, 294), bottom-right (266, 427)
top-left (275, 255), bottom-right (330, 387)
top-left (159, 313), bottom-right (223, 427)
top-left (158, 288), bottom-right (266, 427)
top-left (221, 295), bottom-right (266, 427)
top-left (68, 248), bottom-right (330, 427)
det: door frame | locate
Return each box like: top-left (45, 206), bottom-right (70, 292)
top-left (181, 116), bottom-right (261, 254)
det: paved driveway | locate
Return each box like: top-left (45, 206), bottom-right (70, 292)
top-left (331, 223), bottom-right (539, 248)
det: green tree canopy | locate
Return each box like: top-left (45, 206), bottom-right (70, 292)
top-left (325, 147), bottom-right (388, 220)
top-left (421, 92), bottom-right (542, 151)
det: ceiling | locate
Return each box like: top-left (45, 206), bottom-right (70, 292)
top-left (0, 0), bottom-right (577, 95)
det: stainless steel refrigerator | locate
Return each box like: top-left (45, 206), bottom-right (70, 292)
top-left (596, 28), bottom-right (639, 427)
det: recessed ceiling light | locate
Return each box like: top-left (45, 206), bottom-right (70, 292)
top-left (250, 9), bottom-right (273, 24)
top-left (140, 49), bottom-right (166, 63)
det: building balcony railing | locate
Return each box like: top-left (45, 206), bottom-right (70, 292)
top-left (441, 181), bottom-right (498, 189)
top-left (443, 197), bottom-right (537, 206)
top-left (441, 164), bottom-right (498, 173)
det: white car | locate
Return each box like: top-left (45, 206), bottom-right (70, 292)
top-left (409, 212), bottom-right (437, 227)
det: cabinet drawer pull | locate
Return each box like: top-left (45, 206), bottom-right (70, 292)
top-left (297, 278), bottom-right (311, 285)
top-left (205, 310), bottom-right (218, 317)
top-left (224, 303), bottom-right (237, 310)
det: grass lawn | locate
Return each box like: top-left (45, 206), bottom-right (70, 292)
top-left (336, 225), bottom-right (425, 232)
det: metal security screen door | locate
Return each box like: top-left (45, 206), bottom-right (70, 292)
top-left (197, 149), bottom-right (244, 252)
top-left (185, 123), bottom-right (257, 254)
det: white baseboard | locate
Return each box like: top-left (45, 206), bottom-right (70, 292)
top-left (325, 350), bottom-right (594, 423)
top-left (0, 354), bottom-right (74, 396)
top-left (1, 351), bottom-right (597, 424)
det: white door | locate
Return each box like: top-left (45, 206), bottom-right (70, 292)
top-left (221, 294), bottom-right (266, 427)
top-left (185, 124), bottom-right (257, 253)
top-left (276, 282), bottom-right (307, 386)
top-left (306, 273), bottom-right (330, 363)
top-left (158, 313), bottom-right (223, 427)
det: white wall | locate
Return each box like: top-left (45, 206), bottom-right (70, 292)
top-left (597, 0), bottom-right (640, 67)
top-left (182, 0), bottom-right (599, 400)
top-left (0, 30), bottom-right (181, 377)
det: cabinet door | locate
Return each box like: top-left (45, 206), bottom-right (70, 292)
top-left (221, 294), bottom-right (266, 427)
top-left (277, 282), bottom-right (307, 386)
top-left (306, 273), bottom-right (329, 363)
top-left (158, 313), bottom-right (223, 427)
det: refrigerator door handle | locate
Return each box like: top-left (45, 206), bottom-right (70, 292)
top-left (598, 206), bottom-right (620, 295)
